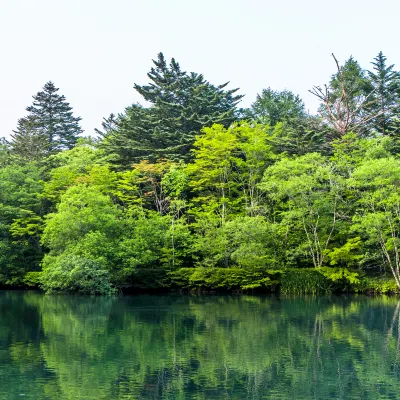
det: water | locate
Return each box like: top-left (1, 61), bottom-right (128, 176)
top-left (1, 293), bottom-right (400, 399)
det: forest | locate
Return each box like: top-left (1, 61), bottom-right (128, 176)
top-left (2, 51), bottom-right (400, 295)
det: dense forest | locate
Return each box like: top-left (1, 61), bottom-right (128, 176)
top-left (2, 52), bottom-right (400, 294)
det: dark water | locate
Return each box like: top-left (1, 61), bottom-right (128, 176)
top-left (1, 293), bottom-right (400, 399)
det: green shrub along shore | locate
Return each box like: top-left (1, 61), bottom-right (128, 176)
top-left (114, 268), bottom-right (399, 295)
top-left (3, 52), bottom-right (400, 295)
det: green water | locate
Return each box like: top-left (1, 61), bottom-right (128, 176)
top-left (1, 293), bottom-right (400, 399)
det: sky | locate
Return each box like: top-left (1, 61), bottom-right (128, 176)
top-left (1, 0), bottom-right (400, 138)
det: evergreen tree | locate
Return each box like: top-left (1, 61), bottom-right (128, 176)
top-left (269, 116), bottom-right (331, 156)
top-left (10, 116), bottom-right (49, 162)
top-left (0, 138), bottom-right (10, 167)
top-left (311, 56), bottom-right (372, 137)
top-left (329, 56), bottom-right (370, 105)
top-left (100, 53), bottom-right (243, 165)
top-left (366, 51), bottom-right (400, 135)
top-left (249, 88), bottom-right (306, 126)
top-left (15, 81), bottom-right (83, 156)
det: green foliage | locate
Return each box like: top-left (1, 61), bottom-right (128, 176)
top-left (0, 162), bottom-right (44, 285)
top-left (324, 237), bottom-right (363, 267)
top-left (249, 88), bottom-right (306, 126)
top-left (100, 53), bottom-right (243, 165)
top-left (5, 53), bottom-right (400, 294)
top-left (40, 255), bottom-right (115, 295)
top-left (168, 267), bottom-right (281, 291)
top-left (11, 82), bottom-right (82, 160)
top-left (366, 52), bottom-right (400, 136)
top-left (260, 153), bottom-right (346, 268)
top-left (10, 116), bottom-right (49, 162)
top-left (317, 267), bottom-right (360, 287)
top-left (356, 275), bottom-right (398, 293)
top-left (40, 185), bottom-right (122, 293)
top-left (280, 269), bottom-right (331, 295)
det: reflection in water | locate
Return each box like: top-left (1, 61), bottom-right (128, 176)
top-left (0, 293), bottom-right (400, 399)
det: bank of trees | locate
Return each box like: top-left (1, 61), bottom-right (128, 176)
top-left (2, 52), bottom-right (400, 294)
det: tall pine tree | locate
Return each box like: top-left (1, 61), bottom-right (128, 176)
top-left (11, 82), bottom-right (83, 159)
top-left (366, 51), bottom-right (400, 135)
top-left (100, 53), bottom-right (243, 165)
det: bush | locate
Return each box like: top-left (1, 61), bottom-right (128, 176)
top-left (280, 269), bottom-right (331, 295)
top-left (168, 267), bottom-right (282, 292)
top-left (40, 255), bottom-right (116, 295)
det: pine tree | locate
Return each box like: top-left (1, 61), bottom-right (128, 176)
top-left (100, 53), bottom-right (243, 165)
top-left (366, 52), bottom-right (400, 135)
top-left (10, 116), bottom-right (49, 162)
top-left (20, 81), bottom-right (83, 154)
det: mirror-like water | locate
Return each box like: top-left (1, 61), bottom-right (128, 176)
top-left (0, 292), bottom-right (400, 399)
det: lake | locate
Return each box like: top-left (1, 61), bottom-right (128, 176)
top-left (0, 292), bottom-right (400, 399)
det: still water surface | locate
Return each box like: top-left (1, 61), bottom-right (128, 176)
top-left (1, 292), bottom-right (400, 399)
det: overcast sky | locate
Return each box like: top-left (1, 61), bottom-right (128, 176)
top-left (1, 0), bottom-right (399, 138)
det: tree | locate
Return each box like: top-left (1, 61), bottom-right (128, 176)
top-left (0, 163), bottom-right (44, 285)
top-left (366, 52), bottom-right (400, 135)
top-left (351, 157), bottom-right (400, 289)
top-left (192, 216), bottom-right (282, 269)
top-left (10, 116), bottom-right (49, 162)
top-left (13, 81), bottom-right (83, 156)
top-left (41, 185), bottom-right (122, 293)
top-left (100, 53), bottom-right (243, 165)
top-left (188, 124), bottom-right (240, 224)
top-left (260, 153), bottom-right (345, 268)
top-left (235, 123), bottom-right (273, 215)
top-left (249, 88), bottom-right (306, 126)
top-left (0, 138), bottom-right (10, 167)
top-left (269, 116), bottom-right (330, 156)
top-left (310, 55), bottom-right (374, 137)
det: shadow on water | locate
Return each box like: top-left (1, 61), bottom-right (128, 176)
top-left (1, 292), bottom-right (400, 399)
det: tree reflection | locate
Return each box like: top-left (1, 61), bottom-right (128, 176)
top-left (1, 293), bottom-right (400, 399)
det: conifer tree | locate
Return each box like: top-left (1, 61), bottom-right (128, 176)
top-left (366, 52), bottom-right (400, 135)
top-left (12, 82), bottom-right (83, 158)
top-left (10, 116), bottom-right (49, 162)
top-left (100, 53), bottom-right (243, 165)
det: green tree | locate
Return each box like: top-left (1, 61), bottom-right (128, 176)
top-left (260, 153), bottom-right (345, 268)
top-left (14, 81), bottom-right (83, 156)
top-left (351, 157), bottom-right (400, 288)
top-left (250, 88), bottom-right (306, 126)
top-left (310, 55), bottom-right (372, 137)
top-left (366, 51), bottom-right (400, 135)
top-left (192, 216), bottom-right (282, 269)
top-left (10, 116), bottom-right (49, 162)
top-left (269, 117), bottom-right (330, 156)
top-left (100, 53), bottom-right (243, 165)
top-left (188, 124), bottom-right (240, 224)
top-left (0, 138), bottom-right (10, 167)
top-left (0, 163), bottom-right (44, 285)
top-left (41, 185), bottom-right (122, 293)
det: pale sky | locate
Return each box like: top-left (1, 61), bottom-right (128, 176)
top-left (1, 0), bottom-right (399, 138)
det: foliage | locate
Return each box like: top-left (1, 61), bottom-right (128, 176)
top-left (100, 53), bottom-right (243, 165)
top-left (11, 82), bottom-right (82, 159)
top-left (366, 52), bottom-right (400, 136)
top-left (168, 267), bottom-right (281, 291)
top-left (280, 269), bottom-right (331, 295)
top-left (0, 162), bottom-right (44, 285)
top-left (3, 52), bottom-right (400, 294)
top-left (40, 255), bottom-right (115, 295)
top-left (249, 88), bottom-right (306, 126)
